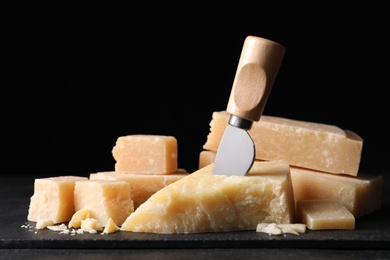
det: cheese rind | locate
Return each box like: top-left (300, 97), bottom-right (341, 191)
top-left (120, 161), bottom-right (295, 234)
top-left (296, 199), bottom-right (355, 230)
top-left (89, 170), bottom-right (188, 209)
top-left (27, 176), bottom-right (88, 224)
top-left (112, 135), bottom-right (178, 174)
top-left (203, 111), bottom-right (363, 176)
top-left (74, 180), bottom-right (134, 227)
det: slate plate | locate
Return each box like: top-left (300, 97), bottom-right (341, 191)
top-left (1, 175), bottom-right (389, 250)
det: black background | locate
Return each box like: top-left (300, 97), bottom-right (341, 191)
top-left (3, 2), bottom-right (389, 177)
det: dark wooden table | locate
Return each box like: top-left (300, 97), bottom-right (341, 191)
top-left (1, 173), bottom-right (389, 259)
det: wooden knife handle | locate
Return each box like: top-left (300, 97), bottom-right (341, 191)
top-left (226, 36), bottom-right (285, 122)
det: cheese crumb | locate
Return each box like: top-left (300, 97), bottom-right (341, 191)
top-left (36, 220), bottom-right (54, 230)
top-left (47, 223), bottom-right (68, 232)
top-left (256, 223), bottom-right (307, 235)
top-left (68, 208), bottom-right (91, 228)
top-left (80, 218), bottom-right (103, 232)
top-left (102, 217), bottom-right (120, 234)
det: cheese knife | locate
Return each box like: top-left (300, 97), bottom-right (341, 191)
top-left (212, 36), bottom-right (285, 176)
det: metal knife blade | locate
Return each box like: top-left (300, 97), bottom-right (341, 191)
top-left (212, 36), bottom-right (285, 176)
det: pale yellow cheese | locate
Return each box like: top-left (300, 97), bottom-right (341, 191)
top-left (256, 223), bottom-right (306, 235)
top-left (112, 134), bottom-right (178, 174)
top-left (296, 199), bottom-right (355, 230)
top-left (35, 220), bottom-right (54, 230)
top-left (68, 208), bottom-right (91, 228)
top-left (290, 167), bottom-right (383, 218)
top-left (89, 170), bottom-right (189, 209)
top-left (102, 217), bottom-right (120, 234)
top-left (120, 161), bottom-right (295, 234)
top-left (198, 150), bottom-right (383, 218)
top-left (199, 150), bottom-right (217, 169)
top-left (74, 180), bottom-right (134, 227)
top-left (203, 111), bottom-right (363, 176)
top-left (27, 176), bottom-right (88, 224)
top-left (80, 218), bottom-right (103, 233)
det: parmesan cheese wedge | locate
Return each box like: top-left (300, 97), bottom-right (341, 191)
top-left (120, 161), bottom-right (295, 234)
top-left (198, 150), bottom-right (383, 218)
top-left (203, 111), bottom-right (363, 176)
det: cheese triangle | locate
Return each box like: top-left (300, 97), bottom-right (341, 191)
top-left (120, 161), bottom-right (295, 234)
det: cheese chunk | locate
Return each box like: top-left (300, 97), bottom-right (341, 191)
top-left (112, 134), bottom-right (178, 174)
top-left (290, 167), bottom-right (383, 218)
top-left (68, 208), bottom-right (91, 228)
top-left (198, 150), bottom-right (383, 218)
top-left (103, 217), bottom-right (120, 234)
top-left (199, 150), bottom-right (216, 169)
top-left (74, 180), bottom-right (134, 227)
top-left (203, 111), bottom-right (363, 176)
top-left (81, 218), bottom-right (103, 232)
top-left (120, 161), bottom-right (295, 234)
top-left (27, 176), bottom-right (88, 224)
top-left (296, 199), bottom-right (355, 230)
top-left (89, 170), bottom-right (188, 209)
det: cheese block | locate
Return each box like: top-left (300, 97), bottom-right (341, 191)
top-left (199, 150), bottom-right (216, 169)
top-left (296, 199), bottom-right (355, 230)
top-left (198, 150), bottom-right (383, 218)
top-left (203, 111), bottom-right (363, 176)
top-left (27, 176), bottom-right (88, 224)
top-left (74, 180), bottom-right (134, 227)
top-left (290, 167), bottom-right (383, 218)
top-left (112, 134), bottom-right (178, 174)
top-left (89, 170), bottom-right (189, 209)
top-left (120, 161), bottom-right (295, 234)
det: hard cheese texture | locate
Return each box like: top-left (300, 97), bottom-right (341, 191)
top-left (120, 161), bottom-right (295, 234)
top-left (89, 170), bottom-right (189, 209)
top-left (28, 176), bottom-right (88, 224)
top-left (290, 167), bottom-right (383, 218)
top-left (296, 199), bottom-right (355, 230)
top-left (74, 180), bottom-right (134, 227)
top-left (112, 135), bottom-right (178, 174)
top-left (198, 150), bottom-right (383, 218)
top-left (203, 111), bottom-right (363, 176)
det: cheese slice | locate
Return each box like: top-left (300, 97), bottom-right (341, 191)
top-left (112, 134), bottom-right (178, 174)
top-left (203, 111), bottom-right (363, 176)
top-left (27, 176), bottom-right (88, 224)
top-left (120, 161), bottom-right (295, 234)
top-left (89, 170), bottom-right (189, 209)
top-left (74, 180), bottom-right (134, 227)
top-left (296, 199), bottom-right (355, 230)
top-left (198, 150), bottom-right (383, 218)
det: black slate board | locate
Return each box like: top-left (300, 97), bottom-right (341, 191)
top-left (1, 175), bottom-right (390, 250)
